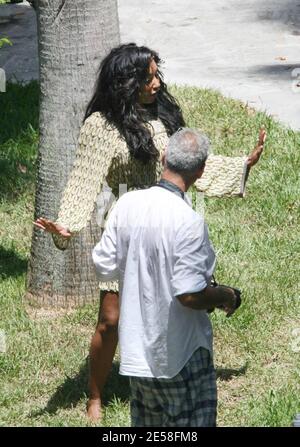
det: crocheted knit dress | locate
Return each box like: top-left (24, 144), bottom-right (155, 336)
top-left (53, 111), bottom-right (248, 292)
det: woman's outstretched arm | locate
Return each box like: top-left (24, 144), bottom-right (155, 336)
top-left (195, 128), bottom-right (266, 197)
top-left (34, 113), bottom-right (117, 249)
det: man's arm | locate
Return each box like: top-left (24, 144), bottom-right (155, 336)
top-left (171, 216), bottom-right (238, 317)
top-left (177, 285), bottom-right (237, 317)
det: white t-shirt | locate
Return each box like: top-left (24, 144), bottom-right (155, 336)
top-left (92, 186), bottom-right (216, 379)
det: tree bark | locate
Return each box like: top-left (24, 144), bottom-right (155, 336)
top-left (27, 0), bottom-right (120, 307)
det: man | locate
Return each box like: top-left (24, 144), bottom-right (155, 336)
top-left (92, 128), bottom-right (239, 427)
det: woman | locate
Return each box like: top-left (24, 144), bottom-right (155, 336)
top-left (34, 43), bottom-right (266, 421)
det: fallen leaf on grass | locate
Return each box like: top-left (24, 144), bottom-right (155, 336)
top-left (18, 164), bottom-right (27, 174)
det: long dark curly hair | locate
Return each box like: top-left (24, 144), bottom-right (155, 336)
top-left (84, 43), bottom-right (185, 163)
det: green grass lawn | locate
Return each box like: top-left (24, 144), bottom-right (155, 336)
top-left (0, 81), bottom-right (299, 427)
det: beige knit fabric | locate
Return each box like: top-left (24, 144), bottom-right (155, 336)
top-left (53, 112), bottom-right (248, 291)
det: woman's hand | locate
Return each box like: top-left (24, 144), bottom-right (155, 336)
top-left (247, 127), bottom-right (267, 167)
top-left (33, 217), bottom-right (72, 238)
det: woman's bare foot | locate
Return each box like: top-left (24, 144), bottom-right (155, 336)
top-left (87, 398), bottom-right (102, 422)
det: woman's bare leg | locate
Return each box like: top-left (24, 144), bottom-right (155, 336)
top-left (87, 291), bottom-right (119, 421)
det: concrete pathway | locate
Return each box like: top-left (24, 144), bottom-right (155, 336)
top-left (0, 0), bottom-right (299, 130)
top-left (0, 1), bottom-right (38, 83)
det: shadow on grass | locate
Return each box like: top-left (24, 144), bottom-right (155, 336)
top-left (0, 81), bottom-right (39, 145)
top-left (216, 364), bottom-right (247, 381)
top-left (0, 156), bottom-right (35, 201)
top-left (30, 358), bottom-right (129, 418)
top-left (0, 81), bottom-right (38, 201)
top-left (30, 358), bottom-right (247, 419)
top-left (0, 245), bottom-right (28, 279)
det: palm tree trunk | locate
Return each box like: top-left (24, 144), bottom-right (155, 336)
top-left (27, 0), bottom-right (120, 307)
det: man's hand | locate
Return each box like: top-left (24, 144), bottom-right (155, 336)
top-left (247, 127), bottom-right (267, 167)
top-left (178, 285), bottom-right (239, 315)
top-left (33, 217), bottom-right (72, 239)
top-left (216, 286), bottom-right (237, 317)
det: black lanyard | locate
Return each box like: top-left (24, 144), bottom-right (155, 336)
top-left (155, 179), bottom-right (185, 200)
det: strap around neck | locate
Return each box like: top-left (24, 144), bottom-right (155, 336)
top-left (156, 178), bottom-right (185, 199)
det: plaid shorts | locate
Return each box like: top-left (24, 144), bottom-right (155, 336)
top-left (130, 347), bottom-right (217, 427)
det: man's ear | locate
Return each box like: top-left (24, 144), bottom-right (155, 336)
top-left (196, 164), bottom-right (205, 179)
